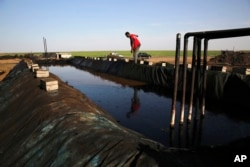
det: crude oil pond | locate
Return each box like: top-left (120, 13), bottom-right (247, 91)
top-left (48, 66), bottom-right (250, 148)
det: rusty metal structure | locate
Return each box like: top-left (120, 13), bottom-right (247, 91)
top-left (171, 27), bottom-right (250, 128)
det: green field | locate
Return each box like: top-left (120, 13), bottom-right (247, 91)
top-left (1, 50), bottom-right (249, 58)
top-left (70, 50), bottom-right (222, 58)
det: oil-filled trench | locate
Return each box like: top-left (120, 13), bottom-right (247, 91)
top-left (0, 58), bottom-right (250, 166)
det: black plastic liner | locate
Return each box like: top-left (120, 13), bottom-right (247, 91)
top-left (1, 60), bottom-right (250, 166)
top-left (70, 58), bottom-right (250, 102)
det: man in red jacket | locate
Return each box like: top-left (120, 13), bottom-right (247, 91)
top-left (125, 32), bottom-right (141, 63)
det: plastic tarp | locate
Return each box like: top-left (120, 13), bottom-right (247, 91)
top-left (71, 58), bottom-right (175, 87)
top-left (0, 61), bottom-right (189, 166)
top-left (1, 60), bottom-right (250, 166)
top-left (71, 58), bottom-right (250, 99)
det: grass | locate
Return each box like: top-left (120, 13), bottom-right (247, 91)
top-left (70, 50), bottom-right (223, 58)
top-left (1, 50), bottom-right (249, 58)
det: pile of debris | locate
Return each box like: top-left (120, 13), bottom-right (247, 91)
top-left (209, 51), bottom-right (250, 66)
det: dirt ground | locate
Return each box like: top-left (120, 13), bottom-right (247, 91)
top-left (147, 56), bottom-right (212, 64)
top-left (0, 59), bottom-right (21, 81)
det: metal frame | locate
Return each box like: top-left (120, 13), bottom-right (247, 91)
top-left (171, 27), bottom-right (250, 128)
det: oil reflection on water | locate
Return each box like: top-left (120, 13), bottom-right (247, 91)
top-left (48, 66), bottom-right (250, 148)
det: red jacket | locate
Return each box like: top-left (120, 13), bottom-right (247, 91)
top-left (129, 34), bottom-right (141, 50)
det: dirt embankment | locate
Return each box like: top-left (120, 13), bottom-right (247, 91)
top-left (150, 51), bottom-right (250, 67)
top-left (209, 51), bottom-right (250, 66)
top-left (0, 59), bottom-right (21, 81)
top-left (147, 56), bottom-right (196, 64)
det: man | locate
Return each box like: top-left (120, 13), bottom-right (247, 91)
top-left (125, 32), bottom-right (141, 63)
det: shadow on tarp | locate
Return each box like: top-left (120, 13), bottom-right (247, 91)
top-left (1, 60), bottom-right (250, 166)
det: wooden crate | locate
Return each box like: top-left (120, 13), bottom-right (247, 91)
top-left (31, 64), bottom-right (39, 72)
top-left (40, 78), bottom-right (58, 92)
top-left (35, 69), bottom-right (49, 78)
top-left (245, 68), bottom-right (250, 75)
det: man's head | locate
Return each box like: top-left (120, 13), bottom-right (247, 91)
top-left (125, 32), bottom-right (130, 38)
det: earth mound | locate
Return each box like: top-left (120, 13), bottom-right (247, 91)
top-left (209, 51), bottom-right (250, 66)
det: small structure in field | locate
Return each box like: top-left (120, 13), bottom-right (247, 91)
top-left (56, 52), bottom-right (72, 59)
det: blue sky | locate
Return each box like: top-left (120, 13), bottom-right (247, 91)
top-left (0, 0), bottom-right (249, 52)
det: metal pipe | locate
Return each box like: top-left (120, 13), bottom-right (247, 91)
top-left (185, 121), bottom-right (191, 147)
top-left (187, 37), bottom-right (198, 122)
top-left (194, 38), bottom-right (202, 120)
top-left (191, 119), bottom-right (198, 146)
top-left (180, 37), bottom-right (189, 125)
top-left (197, 118), bottom-right (204, 146)
top-left (178, 126), bottom-right (183, 147)
top-left (181, 27), bottom-right (249, 124)
top-left (201, 39), bottom-right (208, 117)
top-left (170, 33), bottom-right (181, 128)
top-left (169, 128), bottom-right (174, 147)
top-left (184, 27), bottom-right (250, 40)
